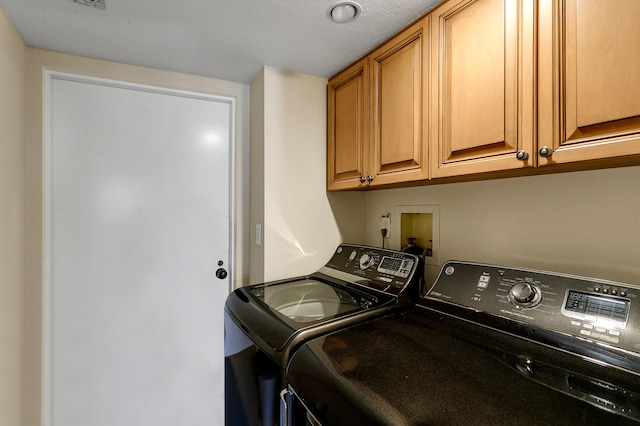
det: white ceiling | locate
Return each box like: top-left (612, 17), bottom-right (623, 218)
top-left (0, 0), bottom-right (441, 84)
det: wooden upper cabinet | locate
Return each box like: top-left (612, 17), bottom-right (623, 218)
top-left (430, 0), bottom-right (535, 178)
top-left (369, 17), bottom-right (429, 186)
top-left (327, 58), bottom-right (369, 190)
top-left (538, 0), bottom-right (640, 165)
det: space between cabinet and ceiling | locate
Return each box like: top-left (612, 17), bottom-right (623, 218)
top-left (327, 0), bottom-right (640, 191)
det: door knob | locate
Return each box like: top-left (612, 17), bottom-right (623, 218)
top-left (216, 268), bottom-right (228, 279)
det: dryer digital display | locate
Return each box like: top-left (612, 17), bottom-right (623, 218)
top-left (563, 290), bottom-right (630, 328)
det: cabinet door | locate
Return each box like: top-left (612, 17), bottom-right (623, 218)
top-left (430, 0), bottom-right (535, 178)
top-left (327, 59), bottom-right (369, 190)
top-left (538, 0), bottom-right (640, 165)
top-left (369, 18), bottom-right (429, 186)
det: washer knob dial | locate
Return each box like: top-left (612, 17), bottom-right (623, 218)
top-left (359, 253), bottom-right (375, 270)
top-left (508, 283), bottom-right (541, 308)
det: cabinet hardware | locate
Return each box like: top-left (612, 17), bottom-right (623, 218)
top-left (539, 146), bottom-right (553, 157)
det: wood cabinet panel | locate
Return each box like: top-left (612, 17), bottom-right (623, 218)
top-left (574, 1), bottom-right (640, 129)
top-left (327, 59), bottom-right (368, 190)
top-left (447, 0), bottom-right (506, 151)
top-left (378, 44), bottom-right (418, 166)
top-left (539, 0), bottom-right (640, 165)
top-left (370, 18), bottom-right (429, 186)
top-left (431, 0), bottom-right (535, 178)
top-left (334, 79), bottom-right (361, 174)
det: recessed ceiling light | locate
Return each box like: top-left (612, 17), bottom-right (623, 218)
top-left (328, 1), bottom-right (362, 24)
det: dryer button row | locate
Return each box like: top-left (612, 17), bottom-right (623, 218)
top-left (571, 320), bottom-right (621, 337)
top-left (593, 287), bottom-right (627, 297)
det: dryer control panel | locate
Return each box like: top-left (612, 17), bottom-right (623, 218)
top-left (427, 261), bottom-right (640, 356)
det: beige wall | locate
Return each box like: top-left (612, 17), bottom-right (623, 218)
top-left (365, 166), bottom-right (640, 286)
top-left (0, 7), bottom-right (25, 426)
top-left (249, 69), bottom-right (266, 283)
top-left (23, 48), bottom-right (250, 426)
top-left (249, 66), bottom-right (367, 283)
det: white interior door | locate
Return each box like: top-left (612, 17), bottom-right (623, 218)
top-left (46, 73), bottom-right (233, 426)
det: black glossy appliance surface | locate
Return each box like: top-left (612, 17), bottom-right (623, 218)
top-left (286, 261), bottom-right (640, 425)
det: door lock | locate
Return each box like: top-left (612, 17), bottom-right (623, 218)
top-left (216, 268), bottom-right (228, 279)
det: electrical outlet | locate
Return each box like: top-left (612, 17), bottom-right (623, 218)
top-left (381, 216), bottom-right (391, 238)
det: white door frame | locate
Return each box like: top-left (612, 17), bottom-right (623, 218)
top-left (42, 70), bottom-right (236, 425)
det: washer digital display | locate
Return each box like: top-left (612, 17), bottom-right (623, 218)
top-left (377, 256), bottom-right (414, 278)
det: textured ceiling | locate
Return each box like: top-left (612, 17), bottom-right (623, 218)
top-left (0, 0), bottom-right (441, 84)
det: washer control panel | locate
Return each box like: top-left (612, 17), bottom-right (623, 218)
top-left (322, 244), bottom-right (420, 292)
top-left (428, 261), bottom-right (640, 355)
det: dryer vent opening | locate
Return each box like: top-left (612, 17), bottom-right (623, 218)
top-left (73, 0), bottom-right (106, 10)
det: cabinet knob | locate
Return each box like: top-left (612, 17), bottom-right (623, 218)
top-left (539, 146), bottom-right (553, 158)
top-left (515, 150), bottom-right (529, 161)
top-left (366, 175), bottom-right (374, 182)
top-left (359, 176), bottom-right (366, 183)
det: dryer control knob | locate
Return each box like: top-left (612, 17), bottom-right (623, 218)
top-left (508, 283), bottom-right (541, 308)
top-left (511, 283), bottom-right (535, 302)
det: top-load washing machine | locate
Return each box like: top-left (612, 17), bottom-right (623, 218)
top-left (224, 244), bottom-right (423, 425)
